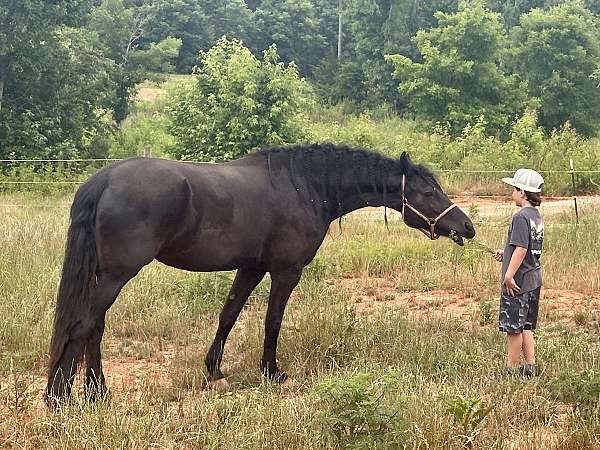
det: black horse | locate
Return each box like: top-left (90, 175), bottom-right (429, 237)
top-left (45, 143), bottom-right (475, 405)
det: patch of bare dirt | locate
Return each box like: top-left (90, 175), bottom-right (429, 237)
top-left (333, 276), bottom-right (600, 325)
top-left (543, 288), bottom-right (600, 321)
top-left (334, 276), bottom-right (476, 320)
top-left (101, 341), bottom-right (176, 398)
top-left (0, 341), bottom-right (181, 418)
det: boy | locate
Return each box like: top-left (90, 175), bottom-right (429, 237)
top-left (494, 168), bottom-right (544, 377)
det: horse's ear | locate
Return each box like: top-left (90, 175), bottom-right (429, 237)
top-left (399, 151), bottom-right (413, 174)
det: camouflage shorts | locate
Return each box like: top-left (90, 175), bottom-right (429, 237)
top-left (498, 287), bottom-right (540, 333)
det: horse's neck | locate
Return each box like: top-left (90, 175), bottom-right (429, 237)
top-left (278, 148), bottom-right (393, 220)
top-left (335, 182), bottom-right (386, 217)
top-left (303, 167), bottom-right (388, 221)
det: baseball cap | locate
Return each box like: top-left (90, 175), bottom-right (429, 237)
top-left (501, 168), bottom-right (544, 193)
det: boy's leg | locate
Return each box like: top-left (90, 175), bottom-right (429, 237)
top-left (522, 288), bottom-right (541, 376)
top-left (522, 330), bottom-right (535, 364)
top-left (522, 287), bottom-right (540, 365)
top-left (506, 332), bottom-right (523, 367)
top-left (499, 291), bottom-right (530, 370)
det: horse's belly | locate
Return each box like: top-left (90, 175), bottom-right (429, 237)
top-left (156, 234), bottom-right (262, 272)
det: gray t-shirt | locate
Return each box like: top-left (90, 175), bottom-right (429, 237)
top-left (501, 207), bottom-right (544, 294)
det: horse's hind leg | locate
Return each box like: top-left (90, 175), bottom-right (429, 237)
top-left (84, 316), bottom-right (106, 400)
top-left (205, 268), bottom-right (266, 380)
top-left (47, 273), bottom-right (132, 405)
top-left (84, 273), bottom-right (134, 401)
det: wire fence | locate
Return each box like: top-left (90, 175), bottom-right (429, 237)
top-left (1, 158), bottom-right (600, 178)
top-left (1, 157), bottom-right (599, 205)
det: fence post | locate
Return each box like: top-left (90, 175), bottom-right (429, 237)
top-left (570, 158), bottom-right (579, 224)
top-left (143, 146), bottom-right (152, 158)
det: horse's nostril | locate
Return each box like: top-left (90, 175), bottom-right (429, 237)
top-left (465, 221), bottom-right (475, 235)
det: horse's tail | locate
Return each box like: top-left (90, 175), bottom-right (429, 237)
top-left (47, 170), bottom-right (110, 390)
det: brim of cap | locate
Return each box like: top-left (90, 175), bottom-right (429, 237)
top-left (501, 177), bottom-right (541, 193)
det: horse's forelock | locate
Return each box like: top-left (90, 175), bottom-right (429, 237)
top-left (413, 164), bottom-right (442, 190)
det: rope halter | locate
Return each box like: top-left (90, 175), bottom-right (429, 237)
top-left (401, 174), bottom-right (458, 240)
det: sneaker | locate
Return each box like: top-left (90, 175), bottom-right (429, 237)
top-left (522, 363), bottom-right (541, 377)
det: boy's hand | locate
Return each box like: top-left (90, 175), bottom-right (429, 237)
top-left (493, 249), bottom-right (504, 262)
top-left (504, 277), bottom-right (521, 296)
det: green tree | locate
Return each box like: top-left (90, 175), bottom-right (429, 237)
top-left (584, 0), bottom-right (600, 15)
top-left (0, 1), bottom-right (117, 159)
top-left (487, 0), bottom-right (554, 28)
top-left (139, 0), bottom-right (253, 73)
top-left (253, 0), bottom-right (327, 76)
top-left (166, 38), bottom-right (313, 161)
top-left (0, 0), bottom-right (90, 117)
top-left (386, 0), bottom-right (526, 135)
top-left (312, 54), bottom-right (368, 104)
top-left (343, 0), bottom-right (398, 105)
top-left (87, 0), bottom-right (181, 123)
top-left (382, 0), bottom-right (459, 59)
top-left (508, 1), bottom-right (600, 135)
top-left (339, 0), bottom-right (459, 106)
top-left (310, 0), bottom-right (341, 53)
top-left (141, 0), bottom-right (211, 72)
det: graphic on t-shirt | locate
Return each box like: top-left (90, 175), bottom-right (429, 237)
top-left (529, 218), bottom-right (544, 259)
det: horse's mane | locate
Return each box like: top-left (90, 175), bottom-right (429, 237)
top-left (253, 143), bottom-right (440, 191)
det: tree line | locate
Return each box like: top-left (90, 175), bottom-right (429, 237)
top-left (1, 0), bottom-right (600, 160)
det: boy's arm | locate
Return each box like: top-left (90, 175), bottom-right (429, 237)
top-left (504, 246), bottom-right (527, 296)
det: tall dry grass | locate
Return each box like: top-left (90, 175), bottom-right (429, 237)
top-left (1, 193), bottom-right (600, 449)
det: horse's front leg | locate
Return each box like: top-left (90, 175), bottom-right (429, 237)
top-left (205, 268), bottom-right (266, 380)
top-left (261, 268), bottom-right (302, 382)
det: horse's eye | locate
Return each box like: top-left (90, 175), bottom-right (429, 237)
top-left (424, 190), bottom-right (434, 197)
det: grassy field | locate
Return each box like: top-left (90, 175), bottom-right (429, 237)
top-left (1, 193), bottom-right (600, 449)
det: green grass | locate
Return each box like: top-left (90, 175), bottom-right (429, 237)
top-left (1, 193), bottom-right (600, 449)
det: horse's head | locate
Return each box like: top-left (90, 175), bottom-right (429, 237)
top-left (387, 152), bottom-right (475, 245)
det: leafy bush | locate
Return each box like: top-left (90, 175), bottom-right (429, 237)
top-left (166, 38), bottom-right (314, 161)
top-left (108, 106), bottom-right (175, 158)
top-left (444, 396), bottom-right (494, 448)
top-left (314, 372), bottom-right (408, 449)
top-left (0, 162), bottom-right (100, 194)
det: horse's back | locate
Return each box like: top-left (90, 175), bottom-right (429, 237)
top-left (91, 157), bottom-right (277, 271)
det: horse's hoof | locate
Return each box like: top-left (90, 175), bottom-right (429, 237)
top-left (209, 378), bottom-right (231, 393)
